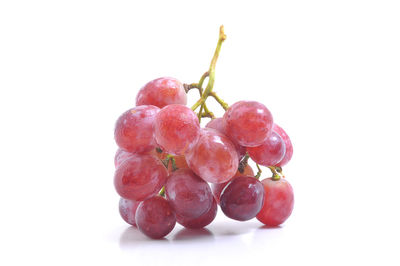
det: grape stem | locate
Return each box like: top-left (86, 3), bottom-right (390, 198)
top-left (209, 91), bottom-right (229, 111)
top-left (255, 163), bottom-right (262, 179)
top-left (268, 166), bottom-right (281, 180)
top-left (238, 153), bottom-right (250, 174)
top-left (159, 186), bottom-right (165, 197)
top-left (191, 26), bottom-right (227, 121)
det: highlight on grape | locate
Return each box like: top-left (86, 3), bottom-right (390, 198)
top-left (113, 26), bottom-right (294, 239)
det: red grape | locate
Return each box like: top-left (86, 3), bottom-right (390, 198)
top-left (206, 118), bottom-right (246, 159)
top-left (114, 154), bottom-right (168, 201)
top-left (135, 196), bottom-right (176, 239)
top-left (186, 128), bottom-right (238, 183)
top-left (114, 149), bottom-right (134, 168)
top-left (273, 124), bottom-right (293, 167)
top-left (165, 169), bottom-right (213, 218)
top-left (177, 198), bottom-right (217, 229)
top-left (119, 198), bottom-right (140, 226)
top-left (156, 151), bottom-right (189, 173)
top-left (114, 105), bottom-right (159, 154)
top-left (220, 176), bottom-right (265, 221)
top-left (211, 164), bottom-right (254, 204)
top-left (136, 77), bottom-right (187, 108)
top-left (223, 101), bottom-right (273, 147)
top-left (247, 131), bottom-right (286, 166)
top-left (256, 178), bottom-right (294, 226)
top-left (154, 104), bottom-right (200, 155)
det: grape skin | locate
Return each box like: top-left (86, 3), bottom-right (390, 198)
top-left (119, 198), bottom-right (141, 226)
top-left (220, 176), bottom-right (265, 221)
top-left (114, 149), bottom-right (134, 168)
top-left (223, 101), bottom-right (273, 147)
top-left (154, 104), bottom-right (200, 155)
top-left (165, 169), bottom-right (213, 218)
top-left (114, 154), bottom-right (168, 201)
top-left (114, 105), bottom-right (159, 154)
top-left (273, 124), bottom-right (293, 167)
top-left (247, 131), bottom-right (286, 166)
top-left (176, 198), bottom-right (217, 229)
top-left (186, 128), bottom-right (238, 184)
top-left (256, 178), bottom-right (294, 226)
top-left (135, 196), bottom-right (176, 239)
top-left (136, 77), bottom-right (187, 108)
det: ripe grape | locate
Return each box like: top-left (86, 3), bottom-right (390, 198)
top-left (177, 198), bottom-right (217, 229)
top-left (205, 118), bottom-right (246, 159)
top-left (247, 131), bottom-right (286, 166)
top-left (211, 164), bottom-right (254, 204)
top-left (223, 101), bottom-right (273, 147)
top-left (156, 150), bottom-right (189, 173)
top-left (256, 178), bottom-right (294, 226)
top-left (165, 169), bottom-right (213, 218)
top-left (114, 105), bottom-right (159, 153)
top-left (114, 149), bottom-right (134, 168)
top-left (186, 128), bottom-right (238, 183)
top-left (135, 196), bottom-right (176, 239)
top-left (114, 154), bottom-right (168, 201)
top-left (273, 124), bottom-right (293, 167)
top-left (136, 77), bottom-right (187, 108)
top-left (119, 198), bottom-right (140, 226)
top-left (220, 176), bottom-right (265, 221)
top-left (154, 104), bottom-right (200, 155)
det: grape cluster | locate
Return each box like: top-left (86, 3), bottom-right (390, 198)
top-left (113, 26), bottom-right (294, 239)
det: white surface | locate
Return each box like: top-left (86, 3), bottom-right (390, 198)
top-left (1, 1), bottom-right (400, 265)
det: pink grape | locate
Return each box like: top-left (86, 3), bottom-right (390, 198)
top-left (186, 128), bottom-right (238, 183)
top-left (220, 176), bottom-right (265, 221)
top-left (273, 124), bottom-right (293, 167)
top-left (114, 154), bottom-right (168, 201)
top-left (154, 104), bottom-right (200, 155)
top-left (247, 131), bottom-right (286, 166)
top-left (114, 105), bottom-right (159, 153)
top-left (205, 118), bottom-right (246, 159)
top-left (114, 149), bottom-right (134, 168)
top-left (176, 198), bottom-right (217, 229)
top-left (257, 178), bottom-right (294, 226)
top-left (165, 169), bottom-right (213, 218)
top-left (223, 101), bottom-right (273, 147)
top-left (119, 198), bottom-right (140, 226)
top-left (136, 77), bottom-right (187, 108)
top-left (135, 196), bottom-right (176, 239)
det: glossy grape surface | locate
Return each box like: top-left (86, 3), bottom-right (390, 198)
top-left (114, 154), bottom-right (168, 201)
top-left (114, 105), bottom-right (159, 153)
top-left (136, 77), bottom-right (187, 108)
top-left (114, 149), bottom-right (134, 168)
top-left (135, 196), bottom-right (176, 239)
top-left (211, 164), bottom-right (254, 204)
top-left (186, 128), bottom-right (238, 183)
top-left (206, 118), bottom-right (246, 159)
top-left (119, 198), bottom-right (140, 226)
top-left (223, 101), bottom-right (273, 147)
top-left (154, 104), bottom-right (200, 155)
top-left (177, 198), bottom-right (217, 229)
top-left (273, 124), bottom-right (293, 167)
top-left (257, 178), bottom-right (294, 226)
top-left (220, 176), bottom-right (265, 221)
top-left (247, 131), bottom-right (286, 166)
top-left (165, 169), bottom-right (213, 218)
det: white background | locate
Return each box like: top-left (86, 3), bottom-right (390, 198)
top-left (1, 0), bottom-right (400, 265)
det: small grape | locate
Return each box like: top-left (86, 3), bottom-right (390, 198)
top-left (114, 105), bottom-right (159, 153)
top-left (119, 198), bottom-right (141, 226)
top-left (223, 101), bottom-right (273, 147)
top-left (273, 124), bottom-right (293, 167)
top-left (136, 77), bottom-right (187, 108)
top-left (165, 169), bottom-right (213, 218)
top-left (247, 131), bottom-right (286, 166)
top-left (114, 149), bottom-right (134, 168)
top-left (135, 196), bottom-right (176, 239)
top-left (177, 198), bottom-right (217, 229)
top-left (205, 118), bottom-right (246, 159)
top-left (186, 128), bottom-right (238, 183)
top-left (154, 104), bottom-right (200, 155)
top-left (256, 178), bottom-right (294, 226)
top-left (114, 154), bottom-right (168, 201)
top-left (220, 176), bottom-right (265, 221)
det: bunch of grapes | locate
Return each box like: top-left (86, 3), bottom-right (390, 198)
top-left (113, 26), bottom-right (294, 239)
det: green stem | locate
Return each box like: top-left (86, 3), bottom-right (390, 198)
top-left (268, 166), bottom-right (281, 180)
top-left (255, 163), bottom-right (262, 179)
top-left (159, 186), bottom-right (165, 197)
top-left (209, 91), bottom-right (229, 111)
top-left (238, 153), bottom-right (250, 174)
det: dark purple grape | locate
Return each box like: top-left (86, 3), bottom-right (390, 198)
top-left (220, 176), bottom-right (265, 221)
top-left (135, 196), bottom-right (176, 239)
